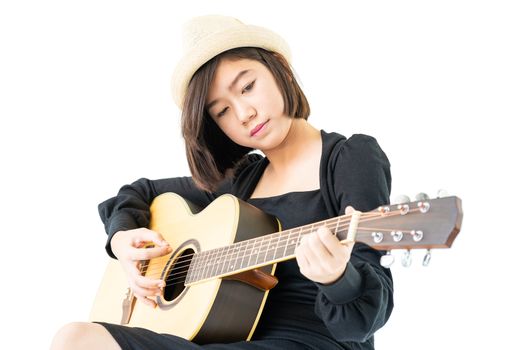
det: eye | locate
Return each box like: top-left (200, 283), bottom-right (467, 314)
top-left (217, 107), bottom-right (228, 118)
top-left (242, 80), bottom-right (256, 94)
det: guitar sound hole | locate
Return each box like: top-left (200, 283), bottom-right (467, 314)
top-left (163, 248), bottom-right (194, 302)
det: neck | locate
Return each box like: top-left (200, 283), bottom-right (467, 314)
top-left (262, 118), bottom-right (320, 172)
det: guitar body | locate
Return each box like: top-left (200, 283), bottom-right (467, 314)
top-left (90, 193), bottom-right (281, 343)
top-left (90, 191), bottom-right (463, 343)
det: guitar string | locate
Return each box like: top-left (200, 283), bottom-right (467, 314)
top-left (139, 207), bottom-right (421, 278)
top-left (153, 228), bottom-right (401, 288)
top-left (151, 219), bottom-right (425, 287)
top-left (137, 213), bottom-right (394, 276)
top-left (138, 206), bottom-right (420, 276)
top-left (140, 226), bottom-right (416, 281)
top-left (143, 224), bottom-right (422, 286)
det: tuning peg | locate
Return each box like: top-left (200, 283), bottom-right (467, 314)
top-left (401, 250), bottom-right (412, 267)
top-left (437, 189), bottom-right (448, 198)
top-left (414, 192), bottom-right (429, 201)
top-left (392, 194), bottom-right (410, 204)
top-left (422, 249), bottom-right (432, 266)
top-left (380, 251), bottom-right (395, 268)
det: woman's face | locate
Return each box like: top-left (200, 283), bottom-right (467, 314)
top-left (205, 58), bottom-right (292, 151)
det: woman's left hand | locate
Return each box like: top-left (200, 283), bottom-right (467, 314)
top-left (295, 206), bottom-right (355, 284)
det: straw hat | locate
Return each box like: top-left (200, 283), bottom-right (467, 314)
top-left (171, 15), bottom-right (292, 109)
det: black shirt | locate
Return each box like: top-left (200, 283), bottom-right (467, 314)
top-left (98, 131), bottom-right (394, 349)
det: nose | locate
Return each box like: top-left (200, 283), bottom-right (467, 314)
top-left (233, 100), bottom-right (256, 125)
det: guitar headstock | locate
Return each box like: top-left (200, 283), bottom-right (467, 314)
top-left (354, 193), bottom-right (463, 267)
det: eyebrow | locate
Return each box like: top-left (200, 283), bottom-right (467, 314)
top-left (205, 69), bottom-right (252, 110)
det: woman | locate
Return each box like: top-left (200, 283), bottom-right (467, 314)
top-left (51, 15), bottom-right (393, 350)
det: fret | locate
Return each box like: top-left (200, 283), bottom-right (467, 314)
top-left (296, 226), bottom-right (304, 248)
top-left (204, 251), bottom-right (213, 278)
top-left (285, 228), bottom-right (300, 256)
top-left (215, 246), bottom-right (225, 276)
top-left (262, 235), bottom-right (273, 265)
top-left (239, 239), bottom-right (251, 270)
top-left (248, 237), bottom-right (263, 267)
top-left (282, 229), bottom-right (292, 257)
top-left (272, 232), bottom-right (285, 261)
top-left (267, 234), bottom-right (278, 262)
top-left (224, 244), bottom-right (234, 274)
top-left (200, 250), bottom-right (211, 281)
top-left (226, 244), bottom-right (238, 273)
top-left (238, 242), bottom-right (245, 268)
top-left (199, 250), bottom-right (210, 280)
top-left (211, 246), bottom-right (224, 277)
top-left (187, 252), bottom-right (197, 283)
top-left (208, 248), bottom-right (221, 279)
top-left (186, 253), bottom-right (196, 283)
top-left (193, 251), bottom-right (204, 283)
top-left (210, 247), bottom-right (222, 278)
top-left (220, 245), bottom-right (232, 275)
top-left (206, 249), bottom-right (216, 279)
top-left (256, 236), bottom-right (271, 265)
top-left (232, 242), bottom-right (243, 272)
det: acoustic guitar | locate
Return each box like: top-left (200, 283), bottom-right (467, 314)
top-left (90, 192), bottom-right (462, 343)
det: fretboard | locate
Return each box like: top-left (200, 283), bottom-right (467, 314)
top-left (185, 215), bottom-right (350, 285)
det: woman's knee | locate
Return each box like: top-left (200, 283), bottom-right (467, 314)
top-left (50, 322), bottom-right (119, 350)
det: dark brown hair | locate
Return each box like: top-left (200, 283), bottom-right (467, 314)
top-left (181, 47), bottom-right (310, 192)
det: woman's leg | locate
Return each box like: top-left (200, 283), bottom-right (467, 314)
top-left (50, 322), bottom-right (121, 350)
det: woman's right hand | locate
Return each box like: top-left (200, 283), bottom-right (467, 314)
top-left (110, 228), bottom-right (172, 308)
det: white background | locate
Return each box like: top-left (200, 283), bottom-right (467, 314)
top-left (1, 1), bottom-right (524, 348)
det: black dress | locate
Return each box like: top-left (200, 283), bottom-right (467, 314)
top-left (96, 131), bottom-right (394, 350)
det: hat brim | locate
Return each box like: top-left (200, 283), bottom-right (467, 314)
top-left (171, 24), bottom-right (292, 109)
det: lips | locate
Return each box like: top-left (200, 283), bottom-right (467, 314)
top-left (250, 121), bottom-right (268, 137)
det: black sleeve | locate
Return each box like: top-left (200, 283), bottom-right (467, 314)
top-left (314, 134), bottom-right (394, 343)
top-left (98, 176), bottom-right (232, 258)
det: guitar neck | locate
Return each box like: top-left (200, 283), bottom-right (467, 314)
top-left (185, 217), bottom-right (345, 285)
top-left (185, 196), bottom-right (462, 285)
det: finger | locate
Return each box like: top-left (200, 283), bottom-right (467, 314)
top-left (134, 228), bottom-right (170, 248)
top-left (297, 236), bottom-right (326, 275)
top-left (301, 233), bottom-right (335, 267)
top-left (308, 228), bottom-right (334, 261)
top-left (136, 295), bottom-right (157, 308)
top-left (135, 285), bottom-right (163, 298)
top-left (297, 235), bottom-right (316, 263)
top-left (130, 245), bottom-right (173, 261)
top-left (316, 227), bottom-right (351, 261)
top-left (343, 240), bottom-right (356, 251)
top-left (295, 244), bottom-right (310, 270)
top-left (133, 273), bottom-right (166, 289)
top-left (345, 206), bottom-right (355, 215)
top-left (130, 280), bottom-right (163, 298)
top-left (307, 229), bottom-right (350, 274)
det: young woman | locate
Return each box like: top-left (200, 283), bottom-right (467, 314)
top-left (51, 15), bottom-right (393, 350)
